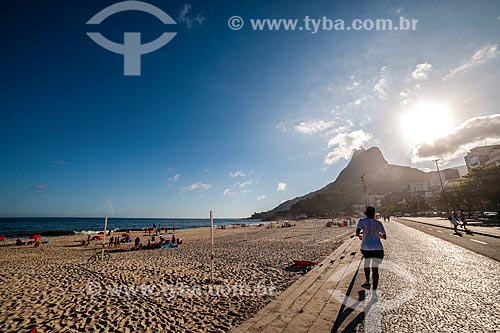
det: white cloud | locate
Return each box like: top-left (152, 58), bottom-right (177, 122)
top-left (178, 4), bottom-right (205, 31)
top-left (412, 114), bottom-right (500, 162)
top-left (29, 184), bottom-right (48, 191)
top-left (229, 170), bottom-right (246, 178)
top-left (333, 119), bottom-right (354, 133)
top-left (223, 188), bottom-right (236, 197)
top-left (223, 179), bottom-right (254, 196)
top-left (257, 195), bottom-right (266, 200)
top-left (444, 44), bottom-right (499, 80)
top-left (411, 63), bottom-right (432, 80)
top-left (180, 182), bottom-right (212, 191)
top-left (294, 120), bottom-right (336, 134)
top-left (345, 79), bottom-right (360, 91)
top-left (168, 173), bottom-right (181, 182)
top-left (277, 182), bottom-right (287, 191)
top-left (238, 179), bottom-right (253, 188)
top-left (324, 130), bottom-right (373, 165)
top-left (373, 66), bottom-right (388, 99)
top-left (353, 97), bottom-right (367, 105)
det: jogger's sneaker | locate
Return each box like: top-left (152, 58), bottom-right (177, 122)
top-left (361, 281), bottom-right (370, 289)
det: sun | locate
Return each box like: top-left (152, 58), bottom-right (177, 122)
top-left (401, 102), bottom-right (453, 144)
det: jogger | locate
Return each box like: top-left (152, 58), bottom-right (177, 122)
top-left (356, 206), bottom-right (387, 291)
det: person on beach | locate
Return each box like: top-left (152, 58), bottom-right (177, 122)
top-left (356, 206), bottom-right (386, 293)
top-left (134, 237), bottom-right (141, 249)
top-left (86, 235), bottom-right (91, 246)
top-left (108, 236), bottom-right (114, 248)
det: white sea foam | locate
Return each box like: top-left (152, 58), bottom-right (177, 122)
top-left (74, 230), bottom-right (100, 235)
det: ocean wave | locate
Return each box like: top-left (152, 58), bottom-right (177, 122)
top-left (73, 230), bottom-right (102, 235)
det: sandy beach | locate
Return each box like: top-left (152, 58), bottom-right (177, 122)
top-left (0, 220), bottom-right (354, 332)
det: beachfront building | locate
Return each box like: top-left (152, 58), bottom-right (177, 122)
top-left (445, 178), bottom-right (467, 188)
top-left (406, 181), bottom-right (430, 193)
top-left (464, 144), bottom-right (500, 171)
top-left (367, 194), bottom-right (384, 208)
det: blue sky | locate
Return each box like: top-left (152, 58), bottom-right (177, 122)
top-left (1, 0), bottom-right (499, 217)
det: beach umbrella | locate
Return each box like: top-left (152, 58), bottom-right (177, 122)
top-left (29, 234), bottom-right (41, 241)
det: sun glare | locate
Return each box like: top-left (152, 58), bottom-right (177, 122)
top-left (401, 102), bottom-right (453, 144)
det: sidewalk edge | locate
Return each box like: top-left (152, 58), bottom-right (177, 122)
top-left (398, 218), bottom-right (500, 239)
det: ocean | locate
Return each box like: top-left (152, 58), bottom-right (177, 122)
top-left (0, 217), bottom-right (262, 239)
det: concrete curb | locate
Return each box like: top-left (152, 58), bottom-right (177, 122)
top-left (233, 235), bottom-right (362, 332)
top-left (398, 218), bottom-right (500, 239)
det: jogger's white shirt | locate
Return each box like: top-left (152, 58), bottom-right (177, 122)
top-left (357, 218), bottom-right (386, 251)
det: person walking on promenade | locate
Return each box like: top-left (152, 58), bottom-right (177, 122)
top-left (459, 209), bottom-right (468, 231)
top-left (356, 206), bottom-right (387, 293)
top-left (449, 211), bottom-right (460, 234)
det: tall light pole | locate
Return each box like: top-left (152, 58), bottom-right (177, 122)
top-left (411, 180), bottom-right (421, 216)
top-left (361, 175), bottom-right (368, 208)
top-left (434, 159), bottom-right (449, 215)
top-left (209, 211), bottom-right (215, 282)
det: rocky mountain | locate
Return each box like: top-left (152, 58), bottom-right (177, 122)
top-left (251, 147), bottom-right (433, 220)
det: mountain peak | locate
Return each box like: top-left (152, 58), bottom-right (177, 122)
top-left (351, 147), bottom-right (366, 159)
top-left (350, 146), bottom-right (388, 166)
top-left (251, 146), bottom-right (427, 220)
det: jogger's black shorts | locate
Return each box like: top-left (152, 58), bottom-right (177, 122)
top-left (361, 249), bottom-right (384, 259)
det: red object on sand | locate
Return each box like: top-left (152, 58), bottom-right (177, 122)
top-left (92, 236), bottom-right (103, 241)
top-left (0, 236), bottom-right (6, 241)
top-left (29, 234), bottom-right (41, 241)
top-left (28, 327), bottom-right (37, 333)
top-left (293, 260), bottom-right (316, 267)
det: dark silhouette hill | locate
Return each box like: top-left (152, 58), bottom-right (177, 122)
top-left (251, 147), bottom-right (432, 220)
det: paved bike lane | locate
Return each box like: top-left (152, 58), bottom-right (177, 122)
top-left (351, 220), bottom-right (500, 333)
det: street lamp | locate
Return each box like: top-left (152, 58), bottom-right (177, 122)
top-left (361, 175), bottom-right (368, 208)
top-left (434, 159), bottom-right (449, 215)
top-left (411, 180), bottom-right (421, 216)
